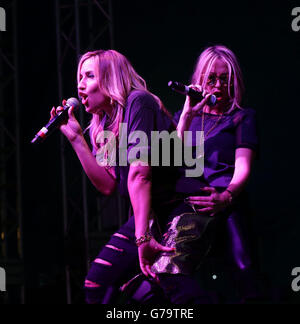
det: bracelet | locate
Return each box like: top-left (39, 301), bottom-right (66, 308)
top-left (225, 189), bottom-right (234, 204)
top-left (136, 232), bottom-right (153, 247)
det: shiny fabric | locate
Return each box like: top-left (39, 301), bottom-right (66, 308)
top-left (152, 211), bottom-right (218, 275)
top-left (152, 193), bottom-right (254, 276)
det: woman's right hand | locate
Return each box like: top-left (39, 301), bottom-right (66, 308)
top-left (182, 85), bottom-right (213, 117)
top-left (177, 85), bottom-right (213, 139)
top-left (138, 237), bottom-right (176, 281)
top-left (50, 99), bottom-right (83, 143)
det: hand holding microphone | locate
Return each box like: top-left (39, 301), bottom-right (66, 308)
top-left (31, 97), bottom-right (80, 144)
top-left (168, 81), bottom-right (217, 117)
top-left (168, 81), bottom-right (217, 106)
top-left (50, 98), bottom-right (83, 144)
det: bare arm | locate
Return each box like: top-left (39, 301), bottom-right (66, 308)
top-left (51, 105), bottom-right (117, 196)
top-left (70, 136), bottom-right (117, 196)
top-left (187, 148), bottom-right (256, 215)
top-left (128, 164), bottom-right (152, 238)
top-left (176, 110), bottom-right (194, 140)
top-left (128, 164), bottom-right (175, 278)
top-left (227, 147), bottom-right (256, 197)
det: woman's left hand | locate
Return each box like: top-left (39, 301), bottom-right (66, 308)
top-left (186, 187), bottom-right (232, 217)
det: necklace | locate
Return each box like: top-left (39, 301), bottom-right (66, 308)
top-left (201, 109), bottom-right (223, 139)
top-left (196, 109), bottom-right (223, 161)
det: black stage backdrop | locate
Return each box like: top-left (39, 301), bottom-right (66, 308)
top-left (1, 0), bottom-right (300, 304)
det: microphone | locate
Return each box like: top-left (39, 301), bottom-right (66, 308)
top-left (31, 97), bottom-right (80, 144)
top-left (168, 81), bottom-right (216, 106)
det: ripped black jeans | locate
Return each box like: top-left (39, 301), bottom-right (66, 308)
top-left (85, 216), bottom-right (139, 304)
top-left (84, 215), bottom-right (211, 304)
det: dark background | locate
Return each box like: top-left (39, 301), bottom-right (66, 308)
top-left (1, 0), bottom-right (300, 303)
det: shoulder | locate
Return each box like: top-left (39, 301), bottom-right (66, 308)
top-left (124, 90), bottom-right (160, 128)
top-left (241, 107), bottom-right (256, 116)
top-left (233, 107), bottom-right (256, 116)
top-left (127, 90), bottom-right (160, 112)
top-left (231, 107), bottom-right (257, 125)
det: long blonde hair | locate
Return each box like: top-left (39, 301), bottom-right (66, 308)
top-left (77, 50), bottom-right (170, 156)
top-left (77, 50), bottom-right (144, 151)
top-left (192, 45), bottom-right (245, 111)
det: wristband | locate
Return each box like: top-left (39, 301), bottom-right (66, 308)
top-left (136, 232), bottom-right (152, 247)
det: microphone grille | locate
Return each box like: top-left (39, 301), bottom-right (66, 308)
top-left (66, 97), bottom-right (80, 109)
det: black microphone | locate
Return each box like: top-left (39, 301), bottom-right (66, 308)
top-left (168, 81), bottom-right (216, 106)
top-left (31, 97), bottom-right (80, 144)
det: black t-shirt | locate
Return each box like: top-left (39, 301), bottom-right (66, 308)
top-left (173, 107), bottom-right (258, 193)
top-left (115, 90), bottom-right (178, 212)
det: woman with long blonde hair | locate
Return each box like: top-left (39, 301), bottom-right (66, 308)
top-left (51, 49), bottom-right (176, 303)
top-left (150, 45), bottom-right (259, 303)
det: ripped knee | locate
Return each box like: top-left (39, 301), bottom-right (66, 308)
top-left (94, 258), bottom-right (112, 267)
top-left (113, 233), bottom-right (129, 240)
top-left (85, 280), bottom-right (101, 288)
top-left (105, 244), bottom-right (124, 252)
